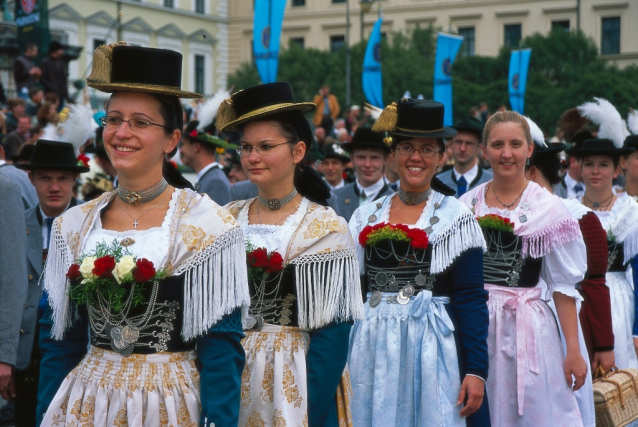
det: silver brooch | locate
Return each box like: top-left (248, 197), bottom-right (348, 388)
top-left (368, 214), bottom-right (377, 223)
top-left (519, 214), bottom-right (527, 223)
top-left (369, 291), bottom-right (382, 308)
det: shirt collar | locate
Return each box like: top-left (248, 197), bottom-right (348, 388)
top-left (564, 172), bottom-right (580, 190)
top-left (196, 162), bottom-right (219, 182)
top-left (326, 179), bottom-right (345, 191)
top-left (356, 176), bottom-right (385, 197)
top-left (453, 163), bottom-right (479, 184)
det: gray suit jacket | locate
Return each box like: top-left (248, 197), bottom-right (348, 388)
top-left (230, 180), bottom-right (259, 201)
top-left (553, 179), bottom-right (568, 199)
top-left (333, 181), bottom-right (395, 222)
top-left (437, 167), bottom-right (493, 198)
top-left (0, 175), bottom-right (28, 367)
top-left (196, 165), bottom-right (231, 206)
top-left (0, 163), bottom-right (37, 209)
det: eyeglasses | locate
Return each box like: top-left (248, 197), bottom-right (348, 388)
top-left (236, 141), bottom-right (292, 156)
top-left (395, 145), bottom-right (440, 158)
top-left (101, 116), bottom-right (169, 132)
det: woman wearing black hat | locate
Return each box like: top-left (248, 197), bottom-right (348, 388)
top-left (219, 82), bottom-right (363, 427)
top-left (348, 99), bottom-right (489, 426)
top-left (565, 99), bottom-right (638, 374)
top-left (40, 43), bottom-right (250, 426)
top-left (523, 117), bottom-right (608, 427)
top-left (459, 111), bottom-right (588, 426)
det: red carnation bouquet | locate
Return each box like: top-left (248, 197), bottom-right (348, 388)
top-left (476, 214), bottom-right (515, 233)
top-left (246, 242), bottom-right (285, 281)
top-left (76, 153), bottom-right (90, 168)
top-left (359, 222), bottom-right (429, 249)
top-left (68, 240), bottom-right (167, 313)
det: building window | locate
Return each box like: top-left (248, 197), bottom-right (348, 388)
top-left (504, 23), bottom-right (522, 48)
top-left (601, 17), bottom-right (620, 54)
top-left (330, 35), bottom-right (345, 52)
top-left (164, 0), bottom-right (174, 7)
top-left (290, 37), bottom-right (304, 49)
top-left (458, 26), bottom-right (475, 57)
top-left (195, 55), bottom-right (205, 95)
top-left (292, 0), bottom-right (305, 6)
top-left (332, 0), bottom-right (346, 3)
top-left (195, 0), bottom-right (205, 13)
top-left (551, 20), bottom-right (570, 32)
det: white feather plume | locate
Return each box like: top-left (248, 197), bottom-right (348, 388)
top-left (197, 89), bottom-right (231, 132)
top-left (40, 123), bottom-right (59, 141)
top-left (524, 116), bottom-right (547, 148)
top-left (577, 97), bottom-right (629, 148)
top-left (364, 102), bottom-right (383, 120)
top-left (627, 109), bottom-right (638, 135)
top-left (56, 104), bottom-right (95, 152)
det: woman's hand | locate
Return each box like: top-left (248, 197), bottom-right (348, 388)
top-left (592, 350), bottom-right (615, 374)
top-left (457, 375), bottom-right (484, 417)
top-left (564, 351), bottom-right (588, 391)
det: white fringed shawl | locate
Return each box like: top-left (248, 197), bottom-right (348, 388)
top-left (349, 191), bottom-right (487, 275)
top-left (226, 199), bottom-right (365, 330)
top-left (44, 189), bottom-right (250, 341)
top-left (588, 193), bottom-right (638, 264)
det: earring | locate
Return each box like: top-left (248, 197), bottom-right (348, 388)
top-left (526, 158), bottom-right (530, 166)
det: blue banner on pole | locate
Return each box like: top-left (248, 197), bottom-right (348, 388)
top-left (508, 48), bottom-right (532, 114)
top-left (433, 33), bottom-right (463, 126)
top-left (253, 0), bottom-right (287, 84)
top-left (362, 18), bottom-right (383, 108)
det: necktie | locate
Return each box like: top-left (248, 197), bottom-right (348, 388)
top-left (574, 183), bottom-right (584, 193)
top-left (457, 176), bottom-right (468, 197)
top-left (45, 217), bottom-right (54, 248)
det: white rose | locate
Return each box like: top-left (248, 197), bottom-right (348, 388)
top-left (79, 256), bottom-right (96, 279)
top-left (113, 256), bottom-right (136, 284)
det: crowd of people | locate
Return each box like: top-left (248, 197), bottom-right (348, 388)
top-left (0, 42), bottom-right (637, 427)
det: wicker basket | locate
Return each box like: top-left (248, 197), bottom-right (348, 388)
top-left (594, 366), bottom-right (638, 427)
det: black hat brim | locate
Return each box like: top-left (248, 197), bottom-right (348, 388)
top-left (533, 142), bottom-right (566, 157)
top-left (565, 147), bottom-right (634, 157)
top-left (341, 141), bottom-right (391, 153)
top-left (16, 163), bottom-right (90, 173)
top-left (390, 127), bottom-right (457, 139)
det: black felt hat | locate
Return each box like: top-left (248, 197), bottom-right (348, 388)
top-left (86, 43), bottom-right (202, 98)
top-left (452, 115), bottom-right (483, 138)
top-left (531, 142), bottom-right (566, 163)
top-left (10, 144), bottom-right (35, 163)
top-left (624, 135), bottom-right (638, 151)
top-left (16, 140), bottom-right (90, 173)
top-left (183, 120), bottom-right (237, 150)
top-left (372, 99), bottom-right (457, 139)
top-left (565, 138), bottom-right (634, 157)
top-left (341, 127), bottom-right (391, 153)
top-left (569, 130), bottom-right (595, 150)
top-left (217, 82), bottom-right (315, 132)
top-left (322, 142), bottom-right (350, 163)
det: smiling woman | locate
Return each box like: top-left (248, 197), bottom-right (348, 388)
top-left (348, 98), bottom-right (490, 427)
top-left (39, 43), bottom-right (250, 427)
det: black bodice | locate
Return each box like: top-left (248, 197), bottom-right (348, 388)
top-left (247, 265), bottom-right (299, 327)
top-left (362, 239), bottom-right (451, 298)
top-left (608, 240), bottom-right (626, 272)
top-left (482, 228), bottom-right (542, 287)
top-left (91, 275), bottom-right (194, 355)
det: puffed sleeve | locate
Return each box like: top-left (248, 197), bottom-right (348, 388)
top-left (541, 238), bottom-right (586, 302)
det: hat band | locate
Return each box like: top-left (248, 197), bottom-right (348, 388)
top-left (396, 126), bottom-right (444, 133)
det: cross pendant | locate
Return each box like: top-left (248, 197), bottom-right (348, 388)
top-left (133, 219), bottom-right (138, 230)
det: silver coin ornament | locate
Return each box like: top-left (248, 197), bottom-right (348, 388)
top-left (109, 326), bottom-right (134, 356)
top-left (245, 315), bottom-right (257, 330)
top-left (434, 202), bottom-right (441, 209)
top-left (471, 198), bottom-right (478, 206)
top-left (377, 202), bottom-right (382, 208)
top-left (519, 214), bottom-right (528, 223)
top-left (253, 315), bottom-right (264, 330)
top-left (401, 285), bottom-right (415, 297)
top-left (375, 272), bottom-right (389, 286)
top-left (521, 202), bottom-right (530, 211)
top-left (430, 216), bottom-right (439, 225)
top-left (369, 291), bottom-right (382, 308)
top-left (396, 293), bottom-right (410, 305)
top-left (415, 273), bottom-right (428, 286)
top-left (368, 214), bottom-right (377, 223)
top-left (424, 226), bottom-right (433, 234)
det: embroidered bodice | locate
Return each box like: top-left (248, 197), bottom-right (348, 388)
top-left (481, 228), bottom-right (543, 288)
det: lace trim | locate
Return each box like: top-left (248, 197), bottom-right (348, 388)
top-left (43, 218), bottom-right (72, 339)
top-left (290, 248), bottom-right (364, 329)
top-left (175, 226), bottom-right (250, 340)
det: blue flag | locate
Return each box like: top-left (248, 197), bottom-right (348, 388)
top-left (362, 18), bottom-right (383, 108)
top-left (253, 0), bottom-right (287, 84)
top-left (433, 33), bottom-right (464, 126)
top-left (509, 49), bottom-right (532, 114)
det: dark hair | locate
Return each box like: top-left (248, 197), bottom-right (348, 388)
top-left (581, 154), bottom-right (621, 169)
top-left (28, 86), bottom-right (42, 98)
top-left (529, 154), bottom-right (562, 185)
top-left (240, 112), bottom-right (330, 205)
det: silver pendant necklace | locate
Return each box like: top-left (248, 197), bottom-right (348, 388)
top-left (397, 187), bottom-right (432, 206)
top-left (258, 188), bottom-right (298, 210)
top-left (118, 178), bottom-right (168, 205)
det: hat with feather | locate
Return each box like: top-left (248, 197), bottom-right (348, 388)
top-left (624, 109), bottom-right (638, 151)
top-left (371, 98), bottom-right (457, 140)
top-left (86, 43), bottom-right (202, 99)
top-left (525, 116), bottom-right (566, 159)
top-left (565, 98), bottom-right (634, 157)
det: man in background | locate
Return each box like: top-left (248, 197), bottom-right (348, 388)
top-left (313, 84), bottom-right (340, 135)
top-left (13, 44), bottom-right (41, 99)
top-left (40, 42), bottom-right (68, 110)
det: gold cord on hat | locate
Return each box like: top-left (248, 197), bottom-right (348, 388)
top-left (372, 102), bottom-right (398, 132)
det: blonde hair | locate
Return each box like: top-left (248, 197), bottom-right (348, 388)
top-left (483, 111), bottom-right (532, 146)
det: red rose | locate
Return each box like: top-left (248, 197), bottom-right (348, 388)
top-left (66, 263), bottom-right (81, 281)
top-left (359, 225), bottom-right (373, 246)
top-left (133, 258), bottom-right (156, 283)
top-left (92, 255), bottom-right (116, 279)
top-left (266, 252), bottom-right (284, 273)
top-left (248, 248), bottom-right (269, 268)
